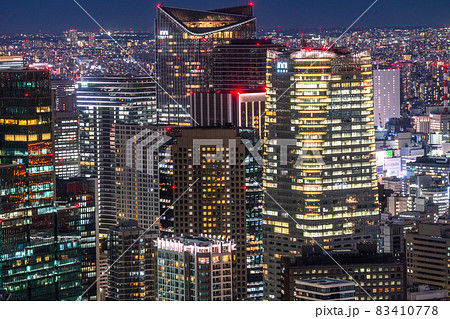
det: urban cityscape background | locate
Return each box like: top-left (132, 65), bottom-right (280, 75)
top-left (0, 1), bottom-right (450, 302)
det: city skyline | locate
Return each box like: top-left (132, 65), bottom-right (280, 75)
top-left (0, 0), bottom-right (449, 34)
top-left (1, 0), bottom-right (450, 307)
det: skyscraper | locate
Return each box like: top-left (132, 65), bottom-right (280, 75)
top-left (263, 48), bottom-right (379, 300)
top-left (155, 4), bottom-right (256, 124)
top-left (373, 69), bottom-right (401, 128)
top-left (55, 109), bottom-right (79, 178)
top-left (171, 128), bottom-right (248, 300)
top-left (0, 69), bottom-right (81, 300)
top-left (114, 124), bottom-right (165, 230)
top-left (76, 76), bottom-right (157, 235)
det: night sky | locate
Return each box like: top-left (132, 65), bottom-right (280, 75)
top-left (1, 0), bottom-right (449, 34)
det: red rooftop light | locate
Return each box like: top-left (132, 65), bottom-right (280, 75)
top-left (248, 2), bottom-right (253, 6)
top-left (157, 3), bottom-right (161, 7)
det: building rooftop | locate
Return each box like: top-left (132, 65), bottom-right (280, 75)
top-left (283, 252), bottom-right (404, 268)
top-left (296, 278), bottom-right (354, 287)
top-left (158, 4), bottom-right (255, 35)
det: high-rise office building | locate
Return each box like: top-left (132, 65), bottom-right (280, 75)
top-left (156, 235), bottom-right (236, 301)
top-left (373, 69), bottom-right (401, 128)
top-left (56, 178), bottom-right (98, 300)
top-left (77, 76), bottom-right (157, 235)
top-left (114, 124), bottom-right (166, 230)
top-left (155, 4), bottom-right (256, 124)
top-left (171, 128), bottom-right (248, 300)
top-left (68, 29), bottom-right (78, 46)
top-left (55, 109), bottom-right (79, 178)
top-left (107, 220), bottom-right (157, 301)
top-left (263, 48), bottom-right (379, 300)
top-left (406, 223), bottom-right (450, 293)
top-left (0, 69), bottom-right (81, 300)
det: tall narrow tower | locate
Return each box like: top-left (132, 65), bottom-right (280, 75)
top-left (76, 76), bottom-right (157, 235)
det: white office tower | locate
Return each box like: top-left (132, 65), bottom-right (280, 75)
top-left (76, 77), bottom-right (157, 235)
top-left (373, 69), bottom-right (401, 128)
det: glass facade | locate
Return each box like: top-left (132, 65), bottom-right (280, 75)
top-left (56, 178), bottom-right (97, 300)
top-left (0, 70), bottom-right (81, 300)
top-left (263, 48), bottom-right (379, 300)
top-left (155, 4), bottom-right (256, 125)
